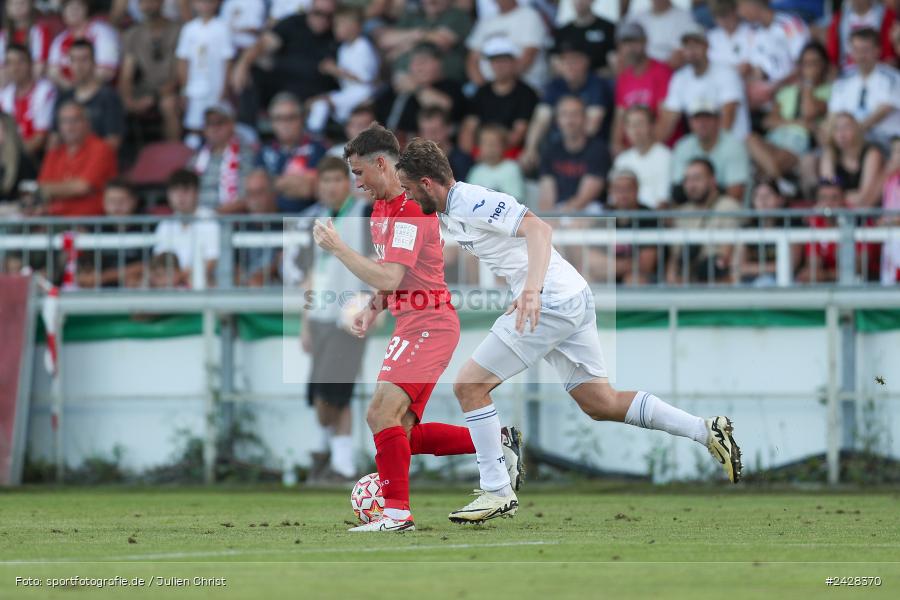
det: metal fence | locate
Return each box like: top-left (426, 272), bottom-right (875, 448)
top-left (2, 208), bottom-right (900, 290)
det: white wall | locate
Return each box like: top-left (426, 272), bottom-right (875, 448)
top-left (27, 325), bottom-right (900, 480)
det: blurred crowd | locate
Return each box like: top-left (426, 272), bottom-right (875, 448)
top-left (1, 0), bottom-right (900, 287)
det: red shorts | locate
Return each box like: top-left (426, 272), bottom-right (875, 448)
top-left (377, 308), bottom-right (460, 420)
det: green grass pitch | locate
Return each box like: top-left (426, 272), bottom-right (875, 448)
top-left (0, 485), bottom-right (898, 599)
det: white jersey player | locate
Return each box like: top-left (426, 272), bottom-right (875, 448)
top-left (396, 139), bottom-right (743, 524)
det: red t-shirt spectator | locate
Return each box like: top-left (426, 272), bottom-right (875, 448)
top-left (615, 58), bottom-right (672, 115)
top-left (38, 133), bottom-right (117, 216)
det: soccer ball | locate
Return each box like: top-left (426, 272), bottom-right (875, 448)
top-left (350, 472), bottom-right (384, 523)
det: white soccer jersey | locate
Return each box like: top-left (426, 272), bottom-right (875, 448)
top-left (440, 181), bottom-right (587, 304)
top-left (707, 22), bottom-right (753, 69)
top-left (746, 12), bottom-right (810, 82)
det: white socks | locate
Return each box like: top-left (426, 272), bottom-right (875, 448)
top-left (329, 435), bottom-right (355, 478)
top-left (464, 404), bottom-right (512, 496)
top-left (625, 392), bottom-right (709, 445)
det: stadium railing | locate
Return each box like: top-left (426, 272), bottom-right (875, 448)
top-left (2, 208), bottom-right (899, 290)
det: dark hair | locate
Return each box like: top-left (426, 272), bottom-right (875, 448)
top-left (69, 39), bottom-right (95, 59)
top-left (417, 105), bottom-right (451, 125)
top-left (556, 94), bottom-right (586, 111)
top-left (687, 157), bottom-right (716, 177)
top-left (410, 42), bottom-right (441, 60)
top-left (317, 155), bottom-right (350, 177)
top-left (396, 137), bottom-right (455, 186)
top-left (105, 177), bottom-right (135, 196)
top-left (849, 27), bottom-right (880, 47)
top-left (150, 252), bottom-right (180, 271)
top-left (167, 168), bottom-right (199, 189)
top-left (624, 104), bottom-right (654, 123)
top-left (4, 43), bottom-right (31, 62)
top-left (343, 122), bottom-right (400, 161)
top-left (335, 6), bottom-right (364, 22)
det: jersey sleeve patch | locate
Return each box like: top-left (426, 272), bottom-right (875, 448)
top-left (391, 222), bottom-right (418, 251)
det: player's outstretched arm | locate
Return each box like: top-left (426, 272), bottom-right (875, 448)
top-left (507, 212), bottom-right (552, 333)
top-left (313, 219), bottom-right (408, 292)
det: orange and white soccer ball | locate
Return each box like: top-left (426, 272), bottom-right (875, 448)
top-left (350, 472), bottom-right (385, 523)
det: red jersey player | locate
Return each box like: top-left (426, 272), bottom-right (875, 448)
top-left (312, 124), bottom-right (523, 532)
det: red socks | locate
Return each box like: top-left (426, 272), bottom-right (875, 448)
top-left (374, 426), bottom-right (410, 511)
top-left (409, 422), bottom-right (475, 456)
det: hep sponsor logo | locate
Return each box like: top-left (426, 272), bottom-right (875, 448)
top-left (487, 201), bottom-right (506, 224)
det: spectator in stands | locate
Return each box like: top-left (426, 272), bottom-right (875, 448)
top-left (231, 0), bottom-right (337, 121)
top-left (820, 111), bottom-right (885, 207)
top-left (220, 0), bottom-right (266, 52)
top-left (0, 113), bottom-right (37, 207)
top-left (826, 0), bottom-right (896, 71)
top-left (603, 168), bottom-right (658, 285)
top-left (746, 42), bottom-right (831, 190)
top-left (153, 168), bottom-right (220, 286)
top-left (629, 0), bottom-right (697, 68)
top-left (796, 180), bottom-right (846, 283)
top-left (612, 21), bottom-right (673, 155)
top-left (459, 36), bottom-right (537, 155)
top-left (326, 103), bottom-right (376, 159)
top-left (0, 43), bottom-right (56, 156)
top-left (37, 100), bottom-right (117, 216)
top-left (707, 0), bottom-right (753, 71)
top-left (465, 0), bottom-right (550, 91)
top-left (828, 27), bottom-right (900, 149)
top-left (0, 0), bottom-right (51, 79)
top-left (467, 124), bottom-right (525, 199)
top-left (76, 179), bottom-right (144, 289)
top-left (417, 105), bottom-right (473, 179)
top-left (176, 0), bottom-right (235, 140)
top-left (736, 179), bottom-right (803, 285)
top-left (553, 0), bottom-right (616, 73)
top-left (190, 101), bottom-right (255, 214)
top-left (376, 0), bottom-right (472, 82)
top-left (256, 92), bottom-right (326, 213)
top-left (148, 252), bottom-right (183, 289)
top-left (667, 158), bottom-right (742, 284)
top-left (48, 0), bottom-right (120, 88)
top-left (671, 100), bottom-right (751, 202)
top-left (302, 154), bottom-right (369, 482)
top-left (613, 105), bottom-right (672, 209)
top-left (239, 169), bottom-right (283, 287)
top-left (53, 40), bottom-right (125, 151)
top-left (375, 42), bottom-right (466, 138)
top-left (880, 135), bottom-right (900, 284)
top-left (119, 0), bottom-right (182, 142)
top-left (520, 39), bottom-right (612, 171)
top-left (111, 0), bottom-right (190, 25)
top-left (306, 7), bottom-right (379, 136)
top-left (537, 95), bottom-right (609, 213)
top-left (657, 23), bottom-right (750, 142)
top-left (737, 0), bottom-right (810, 107)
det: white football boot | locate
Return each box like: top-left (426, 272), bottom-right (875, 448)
top-left (448, 489), bottom-right (518, 524)
top-left (347, 516), bottom-right (416, 532)
top-left (706, 416), bottom-right (742, 483)
top-left (501, 426), bottom-right (525, 491)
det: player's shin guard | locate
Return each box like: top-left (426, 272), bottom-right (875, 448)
top-left (409, 422), bottom-right (476, 456)
top-left (625, 392), bottom-right (708, 444)
top-left (374, 426), bottom-right (411, 515)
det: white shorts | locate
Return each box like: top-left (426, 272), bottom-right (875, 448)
top-left (471, 286), bottom-right (608, 391)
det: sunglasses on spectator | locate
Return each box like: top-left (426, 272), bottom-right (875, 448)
top-left (205, 117), bottom-right (229, 127)
top-left (310, 9), bottom-right (333, 18)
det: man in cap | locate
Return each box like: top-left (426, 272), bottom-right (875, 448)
top-left (671, 98), bottom-right (750, 202)
top-left (656, 22), bottom-right (749, 143)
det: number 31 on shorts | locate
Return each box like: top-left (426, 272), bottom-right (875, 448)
top-left (384, 336), bottom-right (410, 361)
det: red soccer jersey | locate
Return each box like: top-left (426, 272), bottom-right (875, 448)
top-left (369, 192), bottom-right (452, 318)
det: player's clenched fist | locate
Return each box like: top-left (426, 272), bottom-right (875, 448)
top-left (506, 288), bottom-right (541, 334)
top-left (313, 218), bottom-right (345, 254)
top-left (350, 306), bottom-right (377, 338)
